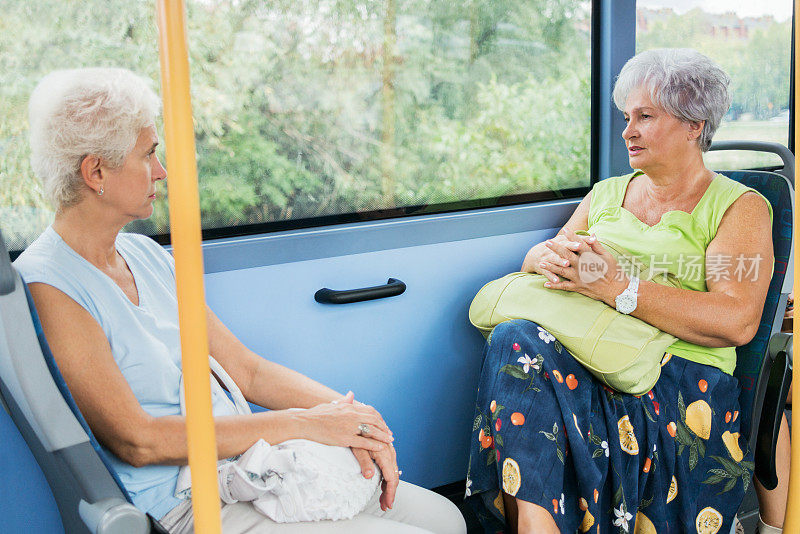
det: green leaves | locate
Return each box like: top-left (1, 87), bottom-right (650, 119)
top-left (473, 413), bottom-right (483, 431)
top-left (499, 364), bottom-right (528, 380)
top-left (689, 441), bottom-right (699, 471)
top-left (588, 423), bottom-right (603, 446)
top-left (702, 456), bottom-right (754, 495)
top-left (1, 0), bottom-right (594, 250)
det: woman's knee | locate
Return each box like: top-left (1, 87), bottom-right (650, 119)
top-left (424, 494), bottom-right (467, 534)
top-left (389, 482), bottom-right (466, 534)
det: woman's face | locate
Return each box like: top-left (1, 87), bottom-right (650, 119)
top-left (101, 125), bottom-right (166, 221)
top-left (621, 85), bottom-right (701, 173)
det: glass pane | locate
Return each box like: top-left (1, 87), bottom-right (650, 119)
top-left (635, 1), bottom-right (792, 170)
top-left (1, 0), bottom-right (592, 252)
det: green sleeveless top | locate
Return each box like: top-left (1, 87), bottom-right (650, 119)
top-left (587, 171), bottom-right (773, 374)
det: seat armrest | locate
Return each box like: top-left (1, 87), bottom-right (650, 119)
top-left (79, 498), bottom-right (149, 534)
top-left (754, 333), bottom-right (792, 489)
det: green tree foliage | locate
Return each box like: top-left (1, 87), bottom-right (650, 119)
top-left (1, 0), bottom-right (591, 249)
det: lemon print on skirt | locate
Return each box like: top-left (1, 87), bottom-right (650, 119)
top-left (493, 491), bottom-right (505, 515)
top-left (696, 507), bottom-right (722, 534)
top-left (579, 510), bottom-right (595, 532)
top-left (502, 458), bottom-right (521, 496)
top-left (618, 415), bottom-right (640, 455)
top-left (721, 431), bottom-right (744, 462)
top-left (685, 400), bottom-right (712, 440)
top-left (666, 476), bottom-right (678, 503)
top-left (634, 511), bottom-right (656, 534)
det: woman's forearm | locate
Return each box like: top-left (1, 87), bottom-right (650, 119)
top-left (245, 357), bottom-right (342, 410)
top-left (604, 278), bottom-right (759, 348)
top-left (124, 410), bottom-right (304, 467)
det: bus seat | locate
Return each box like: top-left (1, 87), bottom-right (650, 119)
top-left (712, 140), bottom-right (794, 492)
top-left (0, 228), bottom-right (157, 534)
top-left (0, 391), bottom-right (63, 532)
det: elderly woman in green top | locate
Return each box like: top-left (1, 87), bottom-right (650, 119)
top-left (465, 48), bottom-right (772, 533)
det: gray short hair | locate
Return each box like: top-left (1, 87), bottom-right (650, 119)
top-left (28, 68), bottom-right (160, 209)
top-left (612, 49), bottom-right (731, 152)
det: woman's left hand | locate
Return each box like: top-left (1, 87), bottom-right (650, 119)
top-left (537, 228), bottom-right (627, 306)
top-left (370, 442), bottom-right (399, 511)
top-left (339, 392), bottom-right (399, 510)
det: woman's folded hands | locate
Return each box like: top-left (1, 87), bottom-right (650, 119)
top-left (528, 228), bottom-right (627, 306)
top-left (291, 391), bottom-right (399, 509)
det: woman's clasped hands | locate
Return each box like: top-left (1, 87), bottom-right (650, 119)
top-left (295, 391), bottom-right (400, 510)
top-left (523, 228), bottom-right (628, 306)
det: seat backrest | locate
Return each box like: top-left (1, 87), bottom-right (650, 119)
top-left (0, 392), bottom-right (64, 532)
top-left (716, 169), bottom-right (794, 443)
top-left (0, 229), bottom-right (149, 534)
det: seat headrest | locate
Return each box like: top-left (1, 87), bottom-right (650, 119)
top-left (0, 230), bottom-right (15, 296)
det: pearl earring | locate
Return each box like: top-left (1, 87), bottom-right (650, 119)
top-left (98, 186), bottom-right (104, 196)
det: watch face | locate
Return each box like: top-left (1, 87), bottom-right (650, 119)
top-left (616, 294), bottom-right (636, 314)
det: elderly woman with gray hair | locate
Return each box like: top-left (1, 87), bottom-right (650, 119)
top-left (465, 49), bottom-right (773, 533)
top-left (14, 68), bottom-right (466, 534)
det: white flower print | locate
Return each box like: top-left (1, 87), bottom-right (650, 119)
top-left (613, 503), bottom-right (633, 532)
top-left (537, 326), bottom-right (556, 344)
top-left (601, 440), bottom-right (609, 457)
top-left (559, 493), bottom-right (565, 514)
top-left (517, 354), bottom-right (540, 373)
top-left (465, 478), bottom-right (472, 497)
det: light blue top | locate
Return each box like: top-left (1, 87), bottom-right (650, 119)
top-left (14, 226), bottom-right (236, 519)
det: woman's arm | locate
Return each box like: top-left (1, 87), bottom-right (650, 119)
top-left (521, 192), bottom-right (591, 273)
top-left (204, 306), bottom-right (342, 410)
top-left (28, 282), bottom-right (393, 467)
top-left (539, 192), bottom-right (773, 347)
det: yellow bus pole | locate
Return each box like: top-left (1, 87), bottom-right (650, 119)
top-left (788, 1), bottom-right (800, 530)
top-left (156, 1), bottom-right (222, 532)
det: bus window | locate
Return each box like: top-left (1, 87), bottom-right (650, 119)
top-left (636, 0), bottom-right (792, 170)
top-left (0, 0), bottom-right (592, 254)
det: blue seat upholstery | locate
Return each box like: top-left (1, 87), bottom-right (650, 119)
top-left (0, 398), bottom-right (63, 533)
top-left (719, 170), bottom-right (793, 443)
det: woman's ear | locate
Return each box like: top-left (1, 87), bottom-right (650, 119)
top-left (687, 120), bottom-right (705, 141)
top-left (79, 154), bottom-right (104, 195)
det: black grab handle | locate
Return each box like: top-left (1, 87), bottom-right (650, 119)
top-left (314, 278), bottom-right (406, 304)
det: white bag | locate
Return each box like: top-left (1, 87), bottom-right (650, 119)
top-left (174, 356), bottom-right (381, 522)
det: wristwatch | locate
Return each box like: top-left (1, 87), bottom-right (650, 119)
top-left (615, 276), bottom-right (639, 315)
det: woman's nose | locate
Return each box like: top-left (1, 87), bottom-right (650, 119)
top-left (152, 155), bottom-right (167, 181)
top-left (622, 121), bottom-right (636, 140)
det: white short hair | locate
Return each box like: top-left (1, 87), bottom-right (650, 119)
top-left (28, 68), bottom-right (160, 209)
top-left (612, 49), bottom-right (731, 152)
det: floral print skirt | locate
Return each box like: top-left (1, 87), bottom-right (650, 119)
top-left (466, 320), bottom-right (753, 534)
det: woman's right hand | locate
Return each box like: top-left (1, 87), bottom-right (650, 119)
top-left (293, 394), bottom-right (395, 452)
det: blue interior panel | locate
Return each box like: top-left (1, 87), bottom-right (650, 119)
top-left (205, 227), bottom-right (556, 488)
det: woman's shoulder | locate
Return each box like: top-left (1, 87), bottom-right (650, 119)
top-left (13, 227), bottom-right (64, 282)
top-left (700, 173), bottom-right (773, 240)
top-left (587, 172), bottom-right (639, 224)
